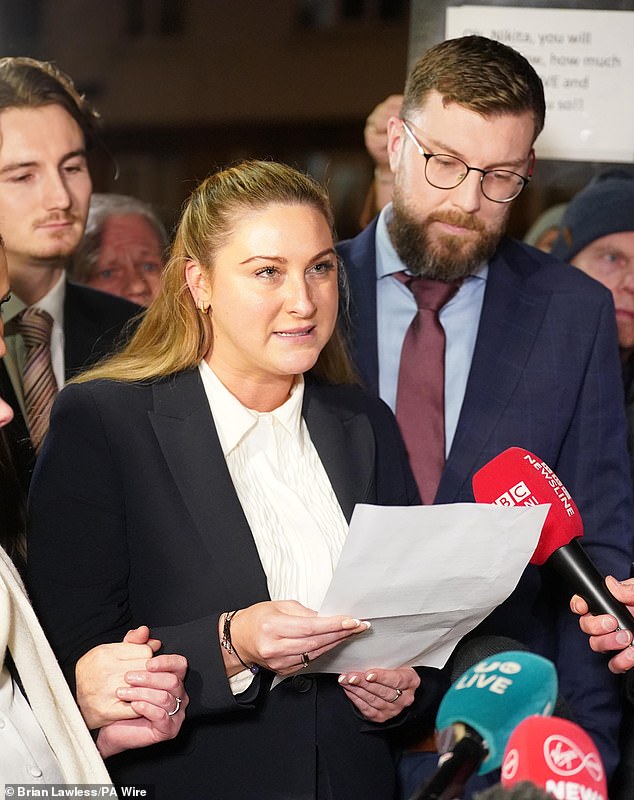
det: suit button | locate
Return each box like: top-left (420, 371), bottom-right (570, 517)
top-left (291, 675), bottom-right (314, 693)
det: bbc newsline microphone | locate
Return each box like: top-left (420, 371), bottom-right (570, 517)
top-left (408, 648), bottom-right (557, 800)
top-left (472, 446), bottom-right (633, 632)
top-left (501, 715), bottom-right (607, 800)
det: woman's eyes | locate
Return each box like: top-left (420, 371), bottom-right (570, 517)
top-left (311, 260), bottom-right (337, 274)
top-left (255, 261), bottom-right (336, 279)
top-left (255, 266), bottom-right (279, 278)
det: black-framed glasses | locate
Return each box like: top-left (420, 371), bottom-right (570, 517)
top-left (401, 118), bottom-right (533, 204)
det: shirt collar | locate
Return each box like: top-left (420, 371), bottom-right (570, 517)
top-left (198, 359), bottom-right (305, 457)
top-left (375, 203), bottom-right (489, 283)
top-left (4, 271), bottom-right (66, 326)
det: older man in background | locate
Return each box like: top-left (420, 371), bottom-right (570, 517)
top-left (70, 193), bottom-right (167, 307)
top-left (551, 171), bottom-right (634, 477)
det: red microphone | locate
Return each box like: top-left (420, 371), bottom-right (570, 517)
top-left (472, 446), bottom-right (632, 631)
top-left (501, 715), bottom-right (607, 800)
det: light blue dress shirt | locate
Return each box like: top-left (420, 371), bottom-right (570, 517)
top-left (375, 204), bottom-right (488, 456)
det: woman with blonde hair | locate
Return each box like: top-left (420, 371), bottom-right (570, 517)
top-left (27, 160), bottom-right (444, 799)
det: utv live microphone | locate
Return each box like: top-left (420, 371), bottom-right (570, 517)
top-left (409, 649), bottom-right (557, 800)
top-left (501, 715), bottom-right (607, 800)
top-left (449, 635), bottom-right (573, 721)
top-left (472, 446), bottom-right (633, 631)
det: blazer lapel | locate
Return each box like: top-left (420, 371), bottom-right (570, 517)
top-left (149, 369), bottom-right (269, 602)
top-left (149, 376), bottom-right (376, 596)
top-left (438, 240), bottom-right (552, 502)
top-left (303, 385), bottom-right (375, 521)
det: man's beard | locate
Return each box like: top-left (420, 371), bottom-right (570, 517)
top-left (30, 243), bottom-right (77, 264)
top-left (388, 188), bottom-right (508, 281)
top-left (25, 231), bottom-right (82, 266)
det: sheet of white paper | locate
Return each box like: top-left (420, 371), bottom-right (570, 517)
top-left (310, 502), bottom-right (549, 673)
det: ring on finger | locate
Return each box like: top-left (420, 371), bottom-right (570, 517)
top-left (300, 652), bottom-right (310, 669)
top-left (167, 696), bottom-right (182, 716)
top-left (389, 688), bottom-right (402, 703)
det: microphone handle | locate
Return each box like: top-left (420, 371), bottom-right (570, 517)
top-left (408, 735), bottom-right (485, 800)
top-left (550, 539), bottom-right (633, 631)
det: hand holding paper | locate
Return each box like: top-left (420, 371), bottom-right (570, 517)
top-left (310, 502), bottom-right (548, 673)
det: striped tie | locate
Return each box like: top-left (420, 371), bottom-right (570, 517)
top-left (17, 307), bottom-right (58, 453)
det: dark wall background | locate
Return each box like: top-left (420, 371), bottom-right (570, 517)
top-left (0, 0), bottom-right (632, 239)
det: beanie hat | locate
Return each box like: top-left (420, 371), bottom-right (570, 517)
top-left (550, 172), bottom-right (634, 263)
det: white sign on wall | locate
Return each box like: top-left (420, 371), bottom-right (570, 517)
top-left (445, 6), bottom-right (634, 162)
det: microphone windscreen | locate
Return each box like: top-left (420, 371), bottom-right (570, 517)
top-left (449, 635), bottom-right (529, 683)
top-left (437, 650), bottom-right (557, 774)
top-left (450, 636), bottom-right (575, 721)
top-left (501, 715), bottom-right (607, 800)
top-left (472, 447), bottom-right (583, 564)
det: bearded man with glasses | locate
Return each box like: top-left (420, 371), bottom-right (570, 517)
top-left (337, 35), bottom-right (633, 800)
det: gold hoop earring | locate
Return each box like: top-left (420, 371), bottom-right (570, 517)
top-left (197, 302), bottom-right (211, 315)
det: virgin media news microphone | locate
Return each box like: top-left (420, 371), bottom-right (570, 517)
top-left (472, 446), bottom-right (632, 631)
top-left (501, 715), bottom-right (607, 800)
top-left (409, 650), bottom-right (557, 800)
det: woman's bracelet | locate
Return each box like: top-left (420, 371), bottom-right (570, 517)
top-left (221, 610), bottom-right (260, 675)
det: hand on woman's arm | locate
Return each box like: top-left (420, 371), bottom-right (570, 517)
top-left (95, 649), bottom-right (188, 758)
top-left (75, 625), bottom-right (189, 757)
top-left (76, 626), bottom-right (157, 729)
top-left (571, 575), bottom-right (634, 673)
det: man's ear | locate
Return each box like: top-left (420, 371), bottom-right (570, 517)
top-left (185, 259), bottom-right (212, 313)
top-left (387, 115), bottom-right (404, 174)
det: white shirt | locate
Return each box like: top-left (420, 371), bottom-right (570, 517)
top-left (198, 362), bottom-right (349, 691)
top-left (0, 664), bottom-right (65, 790)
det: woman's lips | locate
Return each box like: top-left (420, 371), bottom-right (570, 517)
top-left (274, 326), bottom-right (315, 337)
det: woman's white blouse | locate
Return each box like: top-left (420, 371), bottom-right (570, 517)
top-left (198, 362), bottom-right (349, 691)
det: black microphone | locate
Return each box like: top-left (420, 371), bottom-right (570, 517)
top-left (409, 735), bottom-right (485, 800)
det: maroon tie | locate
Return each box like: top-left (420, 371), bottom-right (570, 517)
top-left (395, 273), bottom-right (460, 504)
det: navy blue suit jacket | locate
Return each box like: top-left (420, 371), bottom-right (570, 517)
top-left (337, 219), bottom-right (634, 776)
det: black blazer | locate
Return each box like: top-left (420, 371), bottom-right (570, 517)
top-left (0, 279), bottom-right (140, 489)
top-left (27, 369), bottom-right (446, 800)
